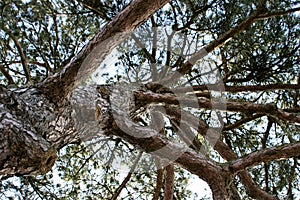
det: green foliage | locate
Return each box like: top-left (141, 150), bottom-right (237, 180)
top-left (0, 0), bottom-right (103, 85)
top-left (0, 0), bottom-right (299, 199)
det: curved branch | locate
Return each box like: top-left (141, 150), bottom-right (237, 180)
top-left (97, 84), bottom-right (232, 199)
top-left (156, 6), bottom-right (267, 86)
top-left (173, 84), bottom-right (300, 93)
top-left (38, 0), bottom-right (170, 102)
top-left (164, 106), bottom-right (277, 200)
top-left (230, 142), bottom-right (300, 172)
top-left (134, 90), bottom-right (300, 124)
top-left (0, 64), bottom-right (15, 85)
top-left (256, 7), bottom-right (300, 20)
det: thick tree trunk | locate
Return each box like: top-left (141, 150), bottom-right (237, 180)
top-left (1, 0), bottom-right (297, 199)
top-left (0, 84), bottom-right (233, 199)
top-left (0, 85), bottom-right (103, 179)
top-left (0, 0), bottom-right (171, 181)
top-left (0, 88), bottom-right (59, 179)
top-left (2, 83), bottom-right (296, 199)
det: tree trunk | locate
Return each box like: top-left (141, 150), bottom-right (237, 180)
top-left (0, 0), bottom-right (171, 182)
top-left (0, 84), bottom-right (233, 199)
top-left (0, 88), bottom-right (59, 179)
top-left (1, 0), bottom-right (295, 199)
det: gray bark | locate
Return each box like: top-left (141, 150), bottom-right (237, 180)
top-left (2, 82), bottom-right (292, 199)
top-left (0, 0), bottom-right (293, 199)
top-left (0, 84), bottom-right (233, 199)
top-left (0, 88), bottom-right (58, 179)
top-left (0, 0), bottom-right (172, 183)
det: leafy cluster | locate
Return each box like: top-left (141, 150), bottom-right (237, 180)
top-left (0, 0), bottom-right (299, 199)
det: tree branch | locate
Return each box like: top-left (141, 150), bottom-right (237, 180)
top-left (230, 142), bottom-right (300, 172)
top-left (77, 0), bottom-right (112, 21)
top-left (153, 158), bottom-right (163, 200)
top-left (156, 6), bottom-right (267, 86)
top-left (164, 164), bottom-right (174, 200)
top-left (38, 0), bottom-right (170, 102)
top-left (223, 114), bottom-right (264, 131)
top-left (163, 106), bottom-right (277, 200)
top-left (11, 36), bottom-right (31, 83)
top-left (111, 152), bottom-right (143, 200)
top-left (131, 33), bottom-right (156, 63)
top-left (135, 90), bottom-right (300, 124)
top-left (256, 7), bottom-right (300, 20)
top-left (173, 84), bottom-right (300, 93)
top-left (0, 90), bottom-right (57, 179)
top-left (0, 64), bottom-right (15, 85)
top-left (98, 84), bottom-right (232, 199)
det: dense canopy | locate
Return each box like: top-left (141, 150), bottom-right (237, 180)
top-left (0, 0), bottom-right (299, 199)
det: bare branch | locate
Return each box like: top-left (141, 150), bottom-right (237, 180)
top-left (256, 7), bottom-right (300, 20)
top-left (111, 152), bottom-right (143, 200)
top-left (153, 158), bottom-right (163, 200)
top-left (277, 109), bottom-right (300, 124)
top-left (237, 172), bottom-right (277, 200)
top-left (164, 106), bottom-right (277, 200)
top-left (11, 36), bottom-right (31, 83)
top-left (77, 0), bottom-right (112, 21)
top-left (223, 114), bottom-right (265, 131)
top-left (135, 90), bottom-right (300, 124)
top-left (0, 64), bottom-right (15, 85)
top-left (150, 16), bottom-right (159, 81)
top-left (173, 84), bottom-right (300, 93)
top-left (156, 6), bottom-right (267, 86)
top-left (38, 0), bottom-right (171, 102)
top-left (230, 142), bottom-right (300, 172)
top-left (164, 164), bottom-right (174, 200)
top-left (131, 33), bottom-right (155, 63)
top-left (106, 112), bottom-right (230, 198)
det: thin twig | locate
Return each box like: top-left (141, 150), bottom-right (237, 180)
top-left (111, 152), bottom-right (143, 200)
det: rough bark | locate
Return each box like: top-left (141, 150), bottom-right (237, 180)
top-left (134, 90), bottom-right (300, 124)
top-left (230, 142), bottom-right (300, 172)
top-left (164, 164), bottom-right (174, 200)
top-left (1, 82), bottom-right (296, 199)
top-left (0, 0), bottom-right (298, 199)
top-left (0, 0), bottom-right (171, 180)
top-left (0, 88), bottom-right (58, 179)
top-left (91, 84), bottom-right (233, 199)
top-left (38, 0), bottom-right (170, 103)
